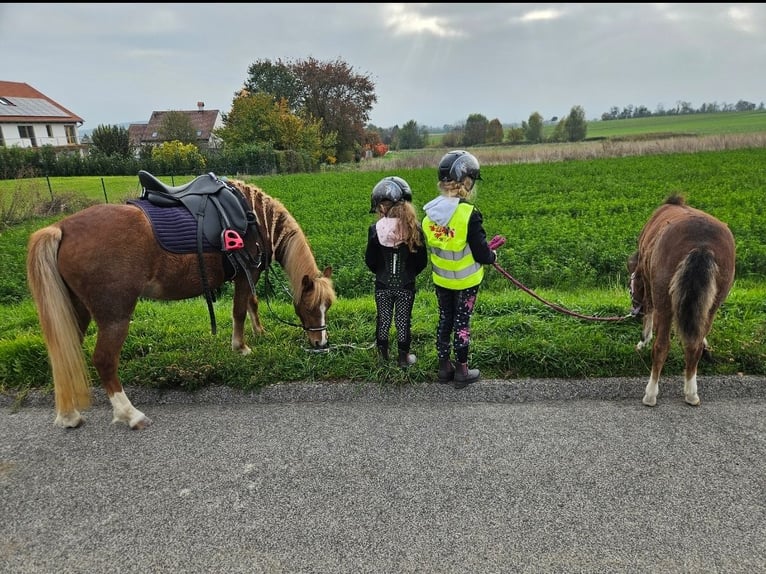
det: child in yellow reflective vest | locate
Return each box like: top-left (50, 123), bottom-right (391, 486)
top-left (422, 151), bottom-right (497, 388)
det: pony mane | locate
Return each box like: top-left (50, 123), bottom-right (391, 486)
top-left (228, 179), bottom-right (335, 305)
top-left (664, 194), bottom-right (686, 206)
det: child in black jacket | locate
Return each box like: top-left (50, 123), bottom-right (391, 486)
top-left (365, 176), bottom-right (428, 368)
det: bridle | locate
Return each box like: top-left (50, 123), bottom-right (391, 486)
top-left (261, 264), bottom-right (329, 333)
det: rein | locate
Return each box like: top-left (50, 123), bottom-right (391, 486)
top-left (492, 262), bottom-right (633, 322)
top-left (488, 235), bottom-right (633, 323)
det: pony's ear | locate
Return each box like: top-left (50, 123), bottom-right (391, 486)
top-left (301, 274), bottom-right (314, 293)
top-left (322, 266), bottom-right (333, 278)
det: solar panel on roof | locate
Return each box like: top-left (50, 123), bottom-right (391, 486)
top-left (2, 97), bottom-right (68, 117)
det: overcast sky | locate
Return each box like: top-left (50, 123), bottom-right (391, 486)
top-left (2, 3), bottom-right (764, 131)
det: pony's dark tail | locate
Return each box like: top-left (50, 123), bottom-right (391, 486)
top-left (27, 226), bottom-right (92, 416)
top-left (669, 248), bottom-right (718, 347)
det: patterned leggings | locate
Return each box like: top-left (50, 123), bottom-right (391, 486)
top-left (375, 288), bottom-right (416, 353)
top-left (435, 285), bottom-right (479, 364)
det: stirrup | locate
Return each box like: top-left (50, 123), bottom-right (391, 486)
top-left (221, 229), bottom-right (244, 251)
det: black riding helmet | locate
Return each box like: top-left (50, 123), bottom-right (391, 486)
top-left (438, 150), bottom-right (482, 183)
top-left (369, 176), bottom-right (413, 213)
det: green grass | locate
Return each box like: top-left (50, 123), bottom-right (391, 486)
top-left (426, 110), bottom-right (766, 145)
top-left (584, 110), bottom-right (766, 138)
top-left (2, 145), bottom-right (766, 396)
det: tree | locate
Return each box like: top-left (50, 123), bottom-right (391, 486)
top-left (397, 120), bottom-right (426, 150)
top-left (291, 57), bottom-right (377, 163)
top-left (151, 141), bottom-right (206, 174)
top-left (486, 119), bottom-right (504, 144)
top-left (245, 56), bottom-right (377, 163)
top-left (463, 114), bottom-right (488, 146)
top-left (90, 124), bottom-right (133, 157)
top-left (244, 59), bottom-right (300, 110)
top-left (159, 111), bottom-right (197, 145)
top-left (216, 91), bottom-right (332, 164)
top-left (506, 126), bottom-right (524, 144)
top-left (524, 112), bottom-right (544, 143)
top-left (564, 105), bottom-right (587, 142)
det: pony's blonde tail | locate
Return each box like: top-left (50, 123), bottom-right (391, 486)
top-left (27, 226), bottom-right (91, 413)
top-left (670, 248), bottom-right (718, 348)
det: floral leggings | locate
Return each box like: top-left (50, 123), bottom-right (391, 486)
top-left (375, 288), bottom-right (416, 352)
top-left (435, 285), bottom-right (479, 364)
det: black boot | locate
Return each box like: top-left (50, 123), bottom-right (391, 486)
top-left (397, 350), bottom-right (416, 369)
top-left (376, 341), bottom-right (389, 361)
top-left (437, 358), bottom-right (455, 383)
top-left (453, 362), bottom-right (480, 389)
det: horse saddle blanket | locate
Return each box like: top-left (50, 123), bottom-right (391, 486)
top-left (136, 170), bottom-right (251, 250)
top-left (128, 198), bottom-right (216, 254)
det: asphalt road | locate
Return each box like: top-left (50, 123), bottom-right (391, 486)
top-left (2, 375), bottom-right (766, 574)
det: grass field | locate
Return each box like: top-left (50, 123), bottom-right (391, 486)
top-left (426, 110), bottom-right (766, 146)
top-left (2, 143), bottom-right (765, 396)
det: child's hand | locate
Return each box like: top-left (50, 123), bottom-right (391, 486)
top-left (488, 235), bottom-right (506, 250)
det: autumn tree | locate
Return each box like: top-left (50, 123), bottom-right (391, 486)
top-left (244, 57), bottom-right (377, 163)
top-left (216, 91), bottom-right (333, 164)
top-left (90, 124), bottom-right (133, 158)
top-left (151, 140), bottom-right (206, 174)
top-left (159, 111), bottom-right (197, 145)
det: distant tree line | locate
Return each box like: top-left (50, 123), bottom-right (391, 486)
top-left (1, 50), bottom-right (764, 179)
top-left (600, 99), bottom-right (764, 120)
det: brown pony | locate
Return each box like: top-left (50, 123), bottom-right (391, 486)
top-left (26, 176), bottom-right (335, 429)
top-left (628, 194), bottom-right (735, 407)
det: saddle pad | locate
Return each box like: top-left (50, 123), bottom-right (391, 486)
top-left (128, 199), bottom-right (216, 254)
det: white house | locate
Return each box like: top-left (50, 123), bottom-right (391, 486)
top-left (0, 80), bottom-right (84, 151)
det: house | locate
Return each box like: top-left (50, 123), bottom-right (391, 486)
top-left (0, 81), bottom-right (84, 151)
top-left (128, 102), bottom-right (223, 151)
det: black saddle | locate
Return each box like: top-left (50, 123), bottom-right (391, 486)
top-left (136, 170), bottom-right (262, 336)
top-left (138, 170), bottom-right (251, 250)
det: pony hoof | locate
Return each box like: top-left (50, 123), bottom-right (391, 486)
top-left (129, 415), bottom-right (153, 430)
top-left (685, 395), bottom-right (700, 406)
top-left (642, 396), bottom-right (657, 407)
top-left (233, 345), bottom-right (252, 356)
top-left (55, 412), bottom-right (84, 428)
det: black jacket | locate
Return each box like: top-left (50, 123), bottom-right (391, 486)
top-left (465, 203), bottom-right (497, 266)
top-left (365, 224), bottom-right (428, 291)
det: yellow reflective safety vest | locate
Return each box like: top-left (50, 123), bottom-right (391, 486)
top-left (423, 202), bottom-right (484, 289)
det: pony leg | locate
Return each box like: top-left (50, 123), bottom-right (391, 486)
top-left (231, 282), bottom-right (261, 356)
top-left (636, 313), bottom-right (654, 351)
top-left (682, 343), bottom-right (705, 406)
top-left (93, 321), bottom-right (151, 429)
top-left (248, 294), bottom-right (265, 336)
top-left (643, 313), bottom-right (671, 406)
top-left (109, 391), bottom-right (152, 429)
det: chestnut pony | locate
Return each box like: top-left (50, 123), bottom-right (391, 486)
top-left (27, 174), bottom-right (335, 429)
top-left (628, 194), bottom-right (735, 407)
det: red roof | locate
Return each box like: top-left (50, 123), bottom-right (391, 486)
top-left (0, 80), bottom-right (84, 123)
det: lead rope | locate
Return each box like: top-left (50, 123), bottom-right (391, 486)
top-left (488, 235), bottom-right (634, 323)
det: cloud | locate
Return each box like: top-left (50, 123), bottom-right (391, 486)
top-left (383, 3), bottom-right (465, 38)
